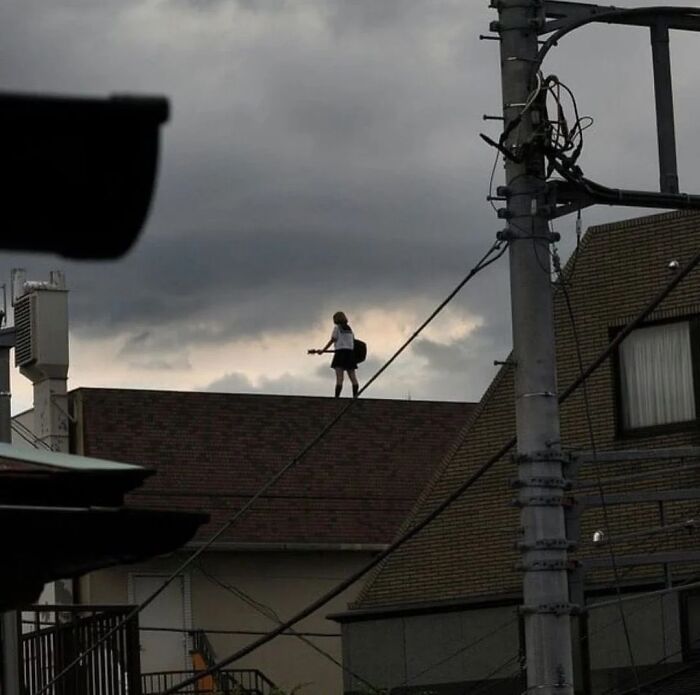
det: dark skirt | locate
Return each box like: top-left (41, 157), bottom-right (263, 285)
top-left (331, 349), bottom-right (358, 371)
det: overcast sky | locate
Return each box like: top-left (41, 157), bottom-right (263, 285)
top-left (3, 0), bottom-right (700, 413)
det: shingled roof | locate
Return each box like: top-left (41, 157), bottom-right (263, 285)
top-left (352, 209), bottom-right (700, 610)
top-left (70, 388), bottom-right (474, 547)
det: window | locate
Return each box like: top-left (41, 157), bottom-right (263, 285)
top-left (617, 319), bottom-right (700, 432)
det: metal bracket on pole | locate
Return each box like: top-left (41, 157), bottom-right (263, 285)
top-left (512, 495), bottom-right (571, 507)
top-left (517, 538), bottom-right (577, 551)
top-left (533, 2), bottom-right (700, 211)
top-left (516, 559), bottom-right (580, 571)
top-left (519, 603), bottom-right (580, 616)
top-left (511, 476), bottom-right (571, 490)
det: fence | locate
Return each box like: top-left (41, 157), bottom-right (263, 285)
top-left (20, 604), bottom-right (141, 695)
top-left (141, 669), bottom-right (276, 695)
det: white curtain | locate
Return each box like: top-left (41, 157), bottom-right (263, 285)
top-left (619, 321), bottom-right (695, 429)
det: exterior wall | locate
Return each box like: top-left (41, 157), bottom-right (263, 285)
top-left (341, 605), bottom-right (520, 693)
top-left (587, 592), bottom-right (682, 693)
top-left (340, 594), bottom-right (683, 694)
top-left (83, 548), bottom-right (375, 695)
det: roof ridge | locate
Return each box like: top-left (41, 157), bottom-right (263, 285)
top-left (70, 386), bottom-right (475, 407)
top-left (585, 208), bottom-right (700, 235)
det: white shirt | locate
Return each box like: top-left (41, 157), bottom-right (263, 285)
top-left (332, 325), bottom-right (354, 351)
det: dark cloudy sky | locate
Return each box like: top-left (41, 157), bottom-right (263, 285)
top-left (3, 0), bottom-right (700, 412)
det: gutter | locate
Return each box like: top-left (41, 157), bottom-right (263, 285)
top-left (328, 591), bottom-right (523, 624)
top-left (184, 542), bottom-right (389, 553)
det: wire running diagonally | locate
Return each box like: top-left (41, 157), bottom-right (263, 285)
top-left (398, 613), bottom-right (518, 689)
top-left (163, 246), bottom-right (700, 695)
top-left (196, 561), bottom-right (378, 693)
top-left (557, 276), bottom-right (642, 694)
top-left (36, 239), bottom-right (509, 695)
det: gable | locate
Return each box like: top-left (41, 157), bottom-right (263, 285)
top-left (356, 209), bottom-right (700, 609)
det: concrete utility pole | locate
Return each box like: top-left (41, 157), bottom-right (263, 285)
top-left (496, 1), bottom-right (575, 692)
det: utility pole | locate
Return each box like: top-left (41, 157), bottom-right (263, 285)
top-left (495, 1), bottom-right (575, 692)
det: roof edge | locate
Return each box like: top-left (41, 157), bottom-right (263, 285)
top-left (329, 589), bottom-right (523, 623)
top-left (586, 208), bottom-right (700, 236)
top-left (68, 386), bottom-right (476, 407)
top-left (186, 541), bottom-right (389, 553)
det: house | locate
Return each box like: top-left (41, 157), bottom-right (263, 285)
top-left (333, 209), bottom-right (700, 695)
top-left (0, 440), bottom-right (208, 695)
top-left (15, 390), bottom-right (474, 695)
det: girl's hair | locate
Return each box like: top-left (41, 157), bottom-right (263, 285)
top-left (333, 311), bottom-right (348, 325)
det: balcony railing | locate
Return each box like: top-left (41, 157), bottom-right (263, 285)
top-left (20, 604), bottom-right (141, 695)
top-left (141, 669), bottom-right (276, 695)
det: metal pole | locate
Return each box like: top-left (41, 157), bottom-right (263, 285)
top-left (650, 20), bottom-right (679, 194)
top-left (0, 344), bottom-right (22, 695)
top-left (495, 1), bottom-right (575, 692)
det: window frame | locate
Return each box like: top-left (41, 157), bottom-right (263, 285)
top-left (611, 315), bottom-right (700, 438)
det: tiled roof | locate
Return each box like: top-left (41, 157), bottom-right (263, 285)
top-left (355, 209), bottom-right (700, 609)
top-left (72, 389), bottom-right (474, 546)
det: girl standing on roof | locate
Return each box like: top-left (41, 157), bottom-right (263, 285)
top-left (310, 311), bottom-right (359, 398)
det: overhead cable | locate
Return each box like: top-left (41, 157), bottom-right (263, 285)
top-left (163, 244), bottom-right (700, 694)
top-left (37, 238), bottom-right (508, 695)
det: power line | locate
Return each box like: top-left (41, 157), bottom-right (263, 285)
top-left (599, 630), bottom-right (700, 695)
top-left (21, 620), bottom-right (340, 638)
top-left (464, 653), bottom-right (522, 695)
top-left (163, 242), bottom-right (700, 695)
top-left (37, 239), bottom-right (508, 695)
top-left (46, 225), bottom-right (700, 695)
top-left (588, 574), bottom-right (700, 615)
top-left (398, 614), bottom-right (518, 688)
top-left (10, 420), bottom-right (50, 450)
top-left (195, 562), bottom-right (378, 693)
top-left (558, 274), bottom-right (641, 693)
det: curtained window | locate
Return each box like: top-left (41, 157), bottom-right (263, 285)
top-left (619, 320), bottom-right (696, 430)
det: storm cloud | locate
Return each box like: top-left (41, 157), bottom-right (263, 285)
top-left (2, 0), bottom-right (698, 408)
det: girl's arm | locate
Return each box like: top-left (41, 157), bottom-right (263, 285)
top-left (308, 333), bottom-right (335, 354)
top-left (319, 337), bottom-right (335, 352)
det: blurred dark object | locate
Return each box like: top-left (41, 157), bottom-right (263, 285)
top-left (0, 91), bottom-right (169, 259)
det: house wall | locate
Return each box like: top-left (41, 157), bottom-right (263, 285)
top-left (340, 593), bottom-right (683, 694)
top-left (82, 548), bottom-right (376, 695)
top-left (341, 604), bottom-right (520, 693)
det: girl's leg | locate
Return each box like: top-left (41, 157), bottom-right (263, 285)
top-left (348, 369), bottom-right (359, 398)
top-left (334, 368), bottom-right (344, 398)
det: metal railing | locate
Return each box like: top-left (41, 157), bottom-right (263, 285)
top-left (20, 604), bottom-right (141, 695)
top-left (219, 669), bottom-right (277, 695)
top-left (141, 669), bottom-right (276, 695)
top-left (189, 629), bottom-right (218, 668)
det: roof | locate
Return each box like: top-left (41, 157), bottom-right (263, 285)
top-left (0, 442), bottom-right (207, 609)
top-left (0, 442), bottom-right (143, 472)
top-left (71, 389), bottom-right (474, 547)
top-left (353, 209), bottom-right (700, 610)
